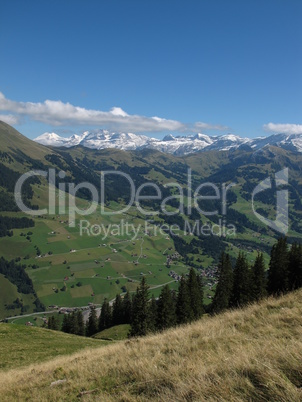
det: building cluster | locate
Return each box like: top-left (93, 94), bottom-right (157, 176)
top-left (168, 270), bottom-right (182, 281)
top-left (166, 252), bottom-right (181, 267)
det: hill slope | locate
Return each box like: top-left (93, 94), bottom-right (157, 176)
top-left (0, 120), bottom-right (55, 165)
top-left (1, 290), bottom-right (302, 401)
top-left (0, 323), bottom-right (109, 371)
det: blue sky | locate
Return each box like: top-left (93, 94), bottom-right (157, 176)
top-left (0, 0), bottom-right (301, 139)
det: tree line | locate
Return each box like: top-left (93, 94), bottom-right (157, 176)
top-left (0, 257), bottom-right (45, 313)
top-left (0, 215), bottom-right (34, 237)
top-left (211, 237), bottom-right (302, 314)
top-left (0, 162), bottom-right (39, 211)
top-left (48, 268), bottom-right (204, 337)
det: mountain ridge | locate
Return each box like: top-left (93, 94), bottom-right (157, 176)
top-left (34, 128), bottom-right (302, 155)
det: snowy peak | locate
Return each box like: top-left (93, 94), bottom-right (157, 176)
top-left (162, 134), bottom-right (175, 141)
top-left (207, 134), bottom-right (251, 151)
top-left (81, 130), bottom-right (149, 150)
top-left (193, 133), bottom-right (213, 143)
top-left (146, 133), bottom-right (214, 155)
top-left (250, 133), bottom-right (302, 153)
top-left (33, 130), bottom-right (302, 155)
top-left (34, 132), bottom-right (81, 147)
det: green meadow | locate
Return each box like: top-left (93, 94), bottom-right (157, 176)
top-left (0, 323), bottom-right (109, 371)
top-left (0, 204), bottom-right (193, 317)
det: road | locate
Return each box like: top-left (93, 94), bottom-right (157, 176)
top-left (4, 280), bottom-right (176, 324)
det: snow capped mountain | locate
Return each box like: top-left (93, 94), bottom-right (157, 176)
top-left (34, 132), bottom-right (84, 147)
top-left (80, 130), bottom-right (149, 150)
top-left (35, 130), bottom-right (150, 151)
top-left (33, 130), bottom-right (302, 156)
top-left (206, 134), bottom-right (251, 151)
top-left (250, 133), bottom-right (302, 153)
top-left (145, 133), bottom-right (214, 155)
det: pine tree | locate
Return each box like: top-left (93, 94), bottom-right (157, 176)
top-left (69, 311), bottom-right (79, 335)
top-left (86, 306), bottom-right (98, 337)
top-left (176, 275), bottom-right (193, 324)
top-left (61, 313), bottom-right (71, 333)
top-left (288, 243), bottom-right (302, 290)
top-left (76, 310), bottom-right (85, 336)
top-left (156, 285), bottom-right (176, 331)
top-left (47, 316), bottom-right (53, 330)
top-left (148, 294), bottom-right (158, 333)
top-left (211, 253), bottom-right (233, 314)
top-left (230, 252), bottom-right (251, 307)
top-left (112, 294), bottom-right (123, 326)
top-left (48, 315), bottom-right (59, 330)
top-left (130, 276), bottom-right (150, 337)
top-left (99, 298), bottom-right (112, 331)
top-left (267, 237), bottom-right (289, 295)
top-left (188, 268), bottom-right (204, 319)
top-left (121, 290), bottom-right (132, 324)
top-left (250, 253), bottom-right (267, 302)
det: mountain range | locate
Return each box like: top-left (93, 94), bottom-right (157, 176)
top-left (34, 130), bottom-right (302, 155)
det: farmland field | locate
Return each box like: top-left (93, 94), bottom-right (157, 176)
top-left (0, 204), bottom-right (194, 316)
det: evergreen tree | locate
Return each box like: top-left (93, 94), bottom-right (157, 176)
top-left (130, 276), bottom-right (150, 337)
top-left (47, 315), bottom-right (53, 330)
top-left (171, 289), bottom-right (178, 311)
top-left (211, 253), bottom-right (233, 314)
top-left (99, 298), bottom-right (112, 331)
top-left (121, 290), bottom-right (132, 324)
top-left (48, 315), bottom-right (59, 330)
top-left (69, 311), bottom-right (79, 335)
top-left (288, 243), bottom-right (302, 290)
top-left (267, 237), bottom-right (289, 295)
top-left (112, 294), bottom-right (123, 326)
top-left (76, 310), bottom-right (85, 336)
top-left (61, 313), bottom-right (71, 333)
top-left (156, 285), bottom-right (176, 331)
top-left (148, 294), bottom-right (158, 333)
top-left (230, 252), bottom-right (251, 307)
top-left (188, 268), bottom-right (204, 319)
top-left (86, 306), bottom-right (98, 337)
top-left (176, 275), bottom-right (193, 324)
top-left (250, 253), bottom-right (267, 302)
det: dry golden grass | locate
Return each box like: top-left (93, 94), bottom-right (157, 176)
top-left (1, 290), bottom-right (302, 401)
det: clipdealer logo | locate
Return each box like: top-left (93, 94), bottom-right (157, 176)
top-left (14, 167), bottom-right (290, 236)
top-left (252, 168), bottom-right (288, 234)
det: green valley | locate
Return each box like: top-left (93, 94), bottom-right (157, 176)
top-left (0, 121), bottom-right (302, 321)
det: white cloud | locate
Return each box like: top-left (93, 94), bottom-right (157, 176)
top-left (110, 107), bottom-right (129, 117)
top-left (263, 123), bottom-right (302, 135)
top-left (0, 114), bottom-right (21, 125)
top-left (0, 92), bottom-right (226, 134)
top-left (194, 121), bottom-right (229, 131)
top-left (0, 92), bottom-right (186, 132)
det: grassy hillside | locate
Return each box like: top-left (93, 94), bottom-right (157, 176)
top-left (0, 208), bottom-right (189, 317)
top-left (0, 274), bottom-right (37, 317)
top-left (0, 120), bottom-right (55, 167)
top-left (93, 324), bottom-right (131, 340)
top-left (0, 323), bottom-right (109, 371)
top-left (0, 290), bottom-right (302, 401)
